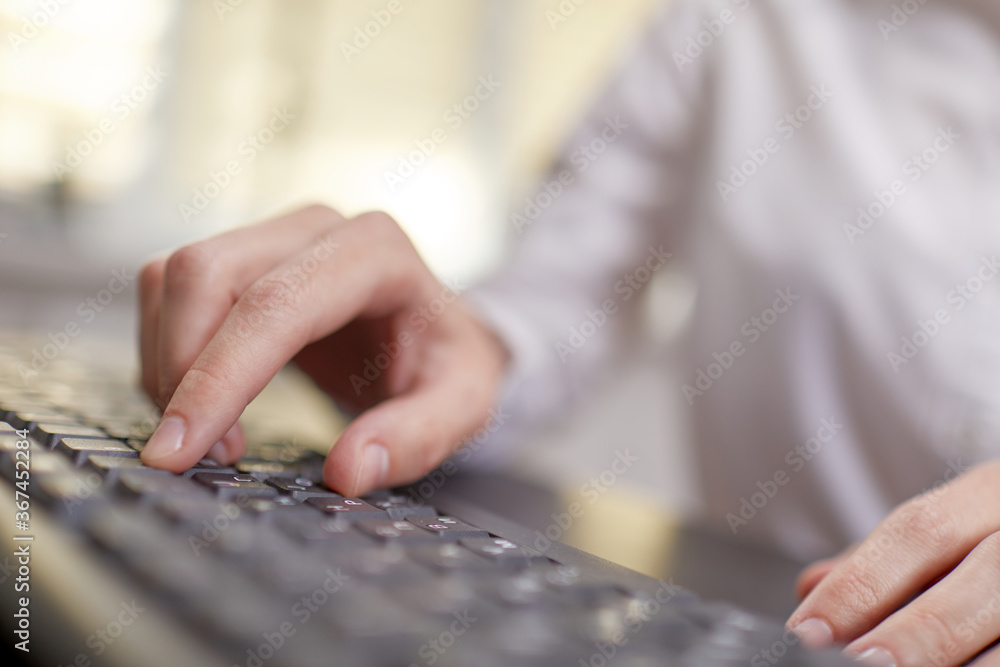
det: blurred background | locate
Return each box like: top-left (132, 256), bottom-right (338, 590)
top-left (0, 0), bottom-right (703, 568)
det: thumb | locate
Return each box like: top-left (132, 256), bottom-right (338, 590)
top-left (322, 373), bottom-right (494, 497)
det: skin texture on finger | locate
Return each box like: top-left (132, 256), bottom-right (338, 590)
top-left (141, 212), bottom-right (439, 472)
top-left (322, 305), bottom-right (506, 496)
top-left (155, 205), bottom-right (344, 406)
top-left (844, 532), bottom-right (1000, 667)
top-left (788, 461), bottom-right (1000, 647)
top-left (796, 553), bottom-right (850, 602)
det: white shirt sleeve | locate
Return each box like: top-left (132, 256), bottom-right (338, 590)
top-left (465, 0), bottom-right (710, 431)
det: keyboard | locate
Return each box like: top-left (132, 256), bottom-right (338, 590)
top-left (0, 334), bottom-right (849, 666)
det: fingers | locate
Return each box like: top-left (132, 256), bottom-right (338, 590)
top-left (843, 532), bottom-right (1000, 667)
top-left (796, 551), bottom-right (850, 602)
top-left (155, 206), bottom-right (343, 405)
top-left (787, 461), bottom-right (1000, 648)
top-left (141, 211), bottom-right (436, 472)
top-left (969, 643), bottom-right (1000, 667)
top-left (323, 308), bottom-right (503, 496)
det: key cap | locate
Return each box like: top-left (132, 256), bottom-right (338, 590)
top-left (460, 537), bottom-right (549, 567)
top-left (234, 458), bottom-right (301, 478)
top-left (178, 458), bottom-right (238, 477)
top-left (7, 410), bottom-right (78, 429)
top-left (56, 437), bottom-right (139, 465)
top-left (356, 519), bottom-right (443, 543)
top-left (241, 495), bottom-right (317, 520)
top-left (369, 493), bottom-right (437, 520)
top-left (84, 454), bottom-right (151, 482)
top-left (32, 471), bottom-right (107, 517)
top-left (192, 473), bottom-right (278, 499)
top-left (266, 476), bottom-right (341, 500)
top-left (409, 542), bottom-right (497, 572)
top-left (31, 422), bottom-right (109, 447)
top-left (305, 497), bottom-right (387, 520)
top-left (273, 513), bottom-right (376, 550)
top-left (406, 516), bottom-right (488, 540)
top-left (154, 495), bottom-right (237, 527)
top-left (116, 469), bottom-right (205, 502)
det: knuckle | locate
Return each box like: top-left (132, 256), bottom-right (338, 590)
top-left (906, 605), bottom-right (963, 654)
top-left (240, 274), bottom-right (306, 319)
top-left (972, 531), bottom-right (1000, 567)
top-left (897, 501), bottom-right (954, 552)
top-left (356, 210), bottom-right (403, 240)
top-left (165, 242), bottom-right (219, 282)
top-left (819, 569), bottom-right (883, 626)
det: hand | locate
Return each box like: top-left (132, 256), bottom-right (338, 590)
top-left (137, 205), bottom-right (507, 496)
top-left (787, 461), bottom-right (1000, 666)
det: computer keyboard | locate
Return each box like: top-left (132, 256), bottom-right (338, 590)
top-left (0, 335), bottom-right (850, 666)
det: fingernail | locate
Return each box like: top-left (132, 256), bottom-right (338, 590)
top-left (208, 441), bottom-right (227, 463)
top-left (790, 617), bottom-right (834, 650)
top-left (354, 444), bottom-right (389, 495)
top-left (141, 416), bottom-right (186, 463)
top-left (853, 648), bottom-right (895, 667)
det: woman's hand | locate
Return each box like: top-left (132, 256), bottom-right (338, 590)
top-left (137, 204), bottom-right (507, 496)
top-left (788, 461), bottom-right (1000, 666)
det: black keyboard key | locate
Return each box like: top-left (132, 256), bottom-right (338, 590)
top-left (356, 519), bottom-right (443, 543)
top-left (406, 516), bottom-right (488, 540)
top-left (192, 473), bottom-right (278, 499)
top-left (305, 497), bottom-right (387, 520)
top-left (116, 469), bottom-right (205, 501)
top-left (409, 543), bottom-right (497, 572)
top-left (84, 454), bottom-right (150, 482)
top-left (31, 422), bottom-right (108, 447)
top-left (56, 437), bottom-right (139, 465)
top-left (273, 514), bottom-right (375, 550)
top-left (178, 458), bottom-right (238, 477)
top-left (32, 471), bottom-right (107, 517)
top-left (241, 495), bottom-right (316, 520)
top-left (460, 537), bottom-right (549, 566)
top-left (154, 495), bottom-right (237, 527)
top-left (370, 493), bottom-right (437, 520)
top-left (266, 476), bottom-right (341, 499)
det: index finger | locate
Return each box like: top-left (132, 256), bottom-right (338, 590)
top-left (139, 213), bottom-right (434, 471)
